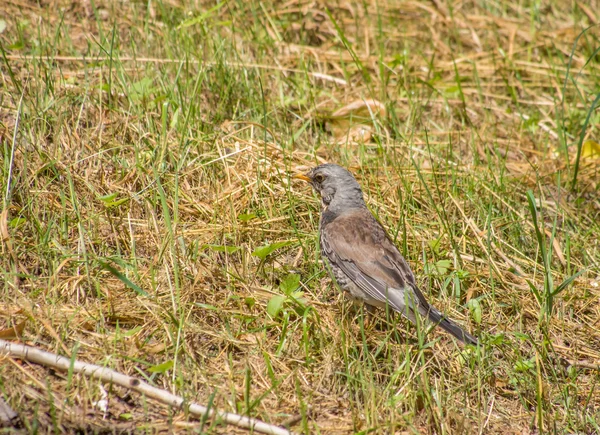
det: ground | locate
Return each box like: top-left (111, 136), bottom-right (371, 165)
top-left (0, 0), bottom-right (599, 433)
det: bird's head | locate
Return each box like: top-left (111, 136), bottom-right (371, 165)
top-left (293, 163), bottom-right (365, 210)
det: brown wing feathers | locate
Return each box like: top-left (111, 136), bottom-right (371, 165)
top-left (322, 208), bottom-right (478, 345)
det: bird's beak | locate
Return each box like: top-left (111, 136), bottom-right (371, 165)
top-left (292, 173), bottom-right (311, 183)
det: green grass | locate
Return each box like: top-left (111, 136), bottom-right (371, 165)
top-left (1, 0), bottom-right (599, 433)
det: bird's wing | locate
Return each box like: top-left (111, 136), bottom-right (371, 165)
top-left (320, 208), bottom-right (427, 316)
top-left (321, 208), bottom-right (478, 345)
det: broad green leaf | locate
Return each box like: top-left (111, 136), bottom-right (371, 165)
top-left (427, 238), bottom-right (441, 255)
top-left (466, 299), bottom-right (482, 324)
top-left (290, 290), bottom-right (308, 306)
top-left (244, 297), bottom-right (256, 309)
top-left (444, 85), bottom-right (460, 95)
top-left (456, 269), bottom-right (470, 280)
top-left (148, 360), bottom-right (174, 373)
top-left (169, 106), bottom-right (181, 130)
top-left (129, 77), bottom-right (155, 102)
top-left (487, 334), bottom-right (506, 346)
top-left (98, 192), bottom-right (129, 208)
top-left (279, 273), bottom-right (300, 295)
top-left (267, 295), bottom-right (285, 318)
top-left (7, 41), bottom-right (23, 50)
top-left (435, 259), bottom-right (452, 275)
top-left (98, 193), bottom-right (118, 203)
top-left (107, 198), bottom-right (129, 208)
top-left (238, 213), bottom-right (257, 222)
top-left (9, 217), bottom-right (26, 228)
top-left (514, 359), bottom-right (535, 373)
top-left (252, 241), bottom-right (294, 260)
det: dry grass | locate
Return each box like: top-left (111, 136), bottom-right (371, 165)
top-left (1, 0), bottom-right (599, 433)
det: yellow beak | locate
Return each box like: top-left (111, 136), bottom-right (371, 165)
top-left (292, 173), bottom-right (311, 182)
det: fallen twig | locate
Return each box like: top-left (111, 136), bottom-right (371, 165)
top-left (566, 359), bottom-right (600, 371)
top-left (3, 55), bottom-right (348, 86)
top-left (0, 339), bottom-right (297, 435)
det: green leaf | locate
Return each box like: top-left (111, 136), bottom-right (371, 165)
top-left (526, 191), bottom-right (548, 267)
top-left (128, 77), bottom-right (155, 102)
top-left (427, 238), bottom-right (441, 255)
top-left (244, 297), bottom-right (256, 309)
top-left (148, 360), bottom-right (174, 373)
top-left (456, 269), bottom-right (470, 280)
top-left (98, 192), bottom-right (129, 208)
top-left (202, 244), bottom-right (241, 254)
top-left (525, 279), bottom-right (542, 305)
top-left (9, 217), bottom-right (26, 228)
top-left (279, 273), bottom-right (300, 295)
top-left (290, 290), bottom-right (307, 307)
top-left (98, 192), bottom-right (118, 203)
top-left (444, 85), bottom-right (460, 95)
top-left (466, 299), bottom-right (482, 324)
top-left (487, 334), bottom-right (505, 346)
top-left (513, 332), bottom-right (531, 342)
top-left (169, 106), bottom-right (181, 130)
top-left (108, 198), bottom-right (129, 208)
top-left (238, 213), bottom-right (257, 222)
top-left (252, 241), bottom-right (294, 260)
top-left (552, 268), bottom-right (586, 296)
top-left (119, 413), bottom-right (133, 421)
top-left (98, 261), bottom-right (148, 297)
top-left (7, 41), bottom-right (23, 50)
top-left (267, 295), bottom-right (286, 318)
top-left (435, 259), bottom-right (452, 275)
top-left (122, 326), bottom-right (143, 337)
top-left (514, 359), bottom-right (535, 373)
top-left (194, 302), bottom-right (220, 311)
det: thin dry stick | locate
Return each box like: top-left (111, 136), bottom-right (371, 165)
top-left (4, 55), bottom-right (348, 86)
top-left (0, 340), bottom-right (297, 435)
top-left (567, 359), bottom-right (600, 371)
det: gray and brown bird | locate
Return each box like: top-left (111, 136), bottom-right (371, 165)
top-left (294, 163), bottom-right (478, 345)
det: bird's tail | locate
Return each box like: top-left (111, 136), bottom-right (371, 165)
top-left (424, 306), bottom-right (478, 346)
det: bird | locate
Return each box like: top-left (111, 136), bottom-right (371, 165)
top-left (294, 163), bottom-right (478, 345)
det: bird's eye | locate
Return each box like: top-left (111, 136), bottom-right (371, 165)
top-left (314, 173), bottom-right (325, 183)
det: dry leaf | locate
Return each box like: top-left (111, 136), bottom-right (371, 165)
top-left (0, 209), bottom-right (8, 242)
top-left (581, 140), bottom-right (600, 159)
top-left (144, 342), bottom-right (166, 354)
top-left (0, 319), bottom-right (27, 340)
top-left (330, 99), bottom-right (386, 119)
top-left (345, 124), bottom-right (373, 143)
top-left (239, 333), bottom-right (263, 344)
top-left (324, 99), bottom-right (386, 144)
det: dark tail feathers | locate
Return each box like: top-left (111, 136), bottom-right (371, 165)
top-left (426, 307), bottom-right (478, 346)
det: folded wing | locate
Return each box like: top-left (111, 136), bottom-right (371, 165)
top-left (321, 208), bottom-right (477, 345)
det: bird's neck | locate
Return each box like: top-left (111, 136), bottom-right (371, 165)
top-left (321, 188), bottom-right (365, 215)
